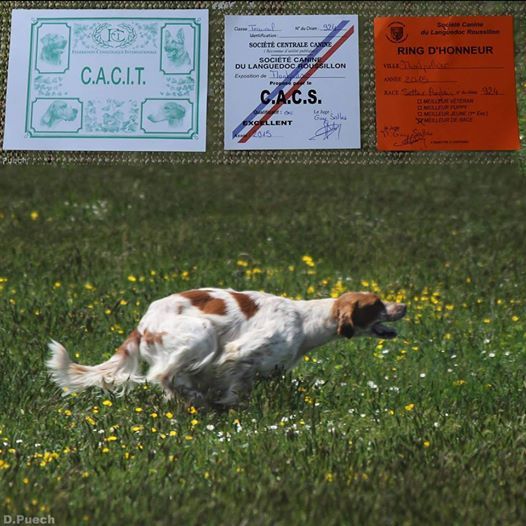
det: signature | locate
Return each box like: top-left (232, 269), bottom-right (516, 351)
top-left (309, 119), bottom-right (342, 141)
top-left (248, 23), bottom-right (277, 32)
top-left (393, 128), bottom-right (433, 147)
top-left (399, 59), bottom-right (449, 73)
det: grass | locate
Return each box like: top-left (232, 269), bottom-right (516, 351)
top-left (0, 163), bottom-right (525, 525)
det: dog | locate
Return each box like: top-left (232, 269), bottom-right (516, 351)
top-left (147, 101), bottom-right (186, 128)
top-left (40, 101), bottom-right (78, 128)
top-left (47, 289), bottom-right (406, 407)
top-left (164, 28), bottom-right (191, 68)
top-left (39, 33), bottom-right (67, 65)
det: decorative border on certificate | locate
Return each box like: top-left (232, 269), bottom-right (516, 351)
top-left (24, 16), bottom-right (202, 140)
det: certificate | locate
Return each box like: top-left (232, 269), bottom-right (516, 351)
top-left (3, 9), bottom-right (208, 152)
top-left (224, 15), bottom-right (360, 150)
top-left (374, 16), bottom-right (520, 151)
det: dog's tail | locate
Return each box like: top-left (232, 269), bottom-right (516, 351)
top-left (46, 330), bottom-right (144, 395)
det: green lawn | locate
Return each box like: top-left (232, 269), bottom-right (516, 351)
top-left (0, 163), bottom-right (525, 525)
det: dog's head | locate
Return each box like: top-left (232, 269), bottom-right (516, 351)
top-left (40, 34), bottom-right (67, 64)
top-left (40, 101), bottom-right (78, 127)
top-left (147, 102), bottom-right (186, 127)
top-left (164, 29), bottom-right (186, 59)
top-left (333, 292), bottom-right (406, 339)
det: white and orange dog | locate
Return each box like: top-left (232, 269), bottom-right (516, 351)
top-left (47, 289), bottom-right (406, 407)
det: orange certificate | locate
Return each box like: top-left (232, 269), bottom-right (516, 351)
top-left (374, 16), bottom-right (520, 151)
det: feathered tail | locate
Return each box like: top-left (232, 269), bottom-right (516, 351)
top-left (46, 330), bottom-right (144, 395)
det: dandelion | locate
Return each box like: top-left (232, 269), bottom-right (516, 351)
top-left (483, 318), bottom-right (491, 324)
top-left (53, 281), bottom-right (62, 289)
top-left (101, 447), bottom-right (110, 454)
top-left (23, 478), bottom-right (30, 485)
top-left (135, 407), bottom-right (143, 413)
top-left (188, 406), bottom-right (198, 415)
top-left (102, 400), bottom-right (112, 407)
top-left (84, 282), bottom-right (94, 291)
top-left (30, 211), bottom-right (39, 221)
top-left (127, 275), bottom-right (137, 282)
top-left (165, 412), bottom-right (174, 419)
top-left (191, 419), bottom-right (199, 426)
top-left (302, 255), bottom-right (315, 267)
top-left (512, 315), bottom-right (519, 322)
top-left (453, 379), bottom-right (466, 386)
top-left (184, 435), bottom-right (193, 441)
top-left (85, 416), bottom-right (96, 426)
top-left (325, 472), bottom-right (334, 482)
top-left (423, 440), bottom-right (431, 448)
top-left (150, 412), bottom-right (158, 419)
top-left (404, 403), bottom-right (415, 412)
top-left (131, 425), bottom-right (143, 433)
top-left (169, 430), bottom-right (177, 437)
top-left (106, 436), bottom-right (117, 442)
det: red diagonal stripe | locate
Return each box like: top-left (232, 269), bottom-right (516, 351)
top-left (239, 24), bottom-right (355, 144)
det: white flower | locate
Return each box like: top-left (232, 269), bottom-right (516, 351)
top-left (419, 373), bottom-right (426, 378)
top-left (206, 424), bottom-right (215, 431)
top-left (367, 381), bottom-right (378, 390)
top-left (488, 352), bottom-right (496, 358)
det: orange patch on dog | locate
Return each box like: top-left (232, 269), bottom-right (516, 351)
top-left (180, 290), bottom-right (227, 315)
top-left (229, 291), bottom-right (259, 319)
top-left (117, 329), bottom-right (141, 356)
top-left (141, 330), bottom-right (167, 346)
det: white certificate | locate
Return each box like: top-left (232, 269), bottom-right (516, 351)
top-left (224, 15), bottom-right (360, 150)
top-left (3, 9), bottom-right (208, 152)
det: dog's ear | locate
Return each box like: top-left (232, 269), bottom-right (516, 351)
top-left (40, 107), bottom-right (52, 127)
top-left (336, 301), bottom-right (355, 339)
top-left (177, 28), bottom-right (185, 43)
top-left (165, 31), bottom-right (174, 47)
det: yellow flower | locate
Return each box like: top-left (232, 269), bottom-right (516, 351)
top-left (84, 282), bottom-right (94, 291)
top-left (306, 286), bottom-right (315, 295)
top-left (325, 472), bottom-right (334, 482)
top-left (236, 260), bottom-right (248, 267)
top-left (23, 478), bottom-right (30, 485)
top-left (169, 430), bottom-right (177, 437)
top-left (106, 436), bottom-right (118, 442)
top-left (511, 315), bottom-right (519, 322)
top-left (404, 403), bottom-right (415, 412)
top-left (64, 409), bottom-right (72, 416)
top-left (0, 460), bottom-right (10, 470)
top-left (85, 416), bottom-right (96, 426)
top-left (151, 427), bottom-right (157, 433)
top-left (188, 406), bottom-right (198, 415)
top-left (131, 425), bottom-right (143, 433)
top-left (165, 412), bottom-right (174, 419)
top-left (453, 379), bottom-right (466, 386)
top-left (483, 318), bottom-right (491, 324)
top-left (184, 435), bottom-right (193, 441)
top-left (127, 275), bottom-right (137, 282)
top-left (150, 412), bottom-right (158, 419)
top-left (102, 400), bottom-right (112, 407)
top-left (135, 407), bottom-right (143, 413)
top-left (302, 255), bottom-right (315, 267)
top-left (30, 211), bottom-right (39, 221)
top-left (423, 440), bottom-right (431, 448)
top-left (101, 447), bottom-right (110, 454)
top-left (53, 281), bottom-right (62, 289)
top-left (191, 419), bottom-right (199, 426)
